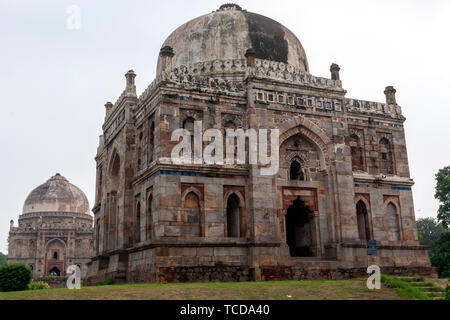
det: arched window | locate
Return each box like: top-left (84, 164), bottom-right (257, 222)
top-left (350, 134), bottom-right (364, 172)
top-left (226, 194), bottom-right (241, 238)
top-left (136, 202), bottom-right (141, 243)
top-left (224, 121), bottom-right (236, 130)
top-left (95, 219), bottom-right (100, 255)
top-left (386, 202), bottom-right (400, 241)
top-left (379, 138), bottom-right (394, 175)
top-left (224, 121), bottom-right (237, 163)
top-left (183, 117), bottom-right (195, 132)
top-left (107, 152), bottom-right (120, 251)
top-left (111, 153), bottom-right (120, 180)
top-left (148, 120), bottom-right (155, 163)
top-left (97, 165), bottom-right (103, 201)
top-left (183, 117), bottom-right (195, 156)
top-left (184, 192), bottom-right (201, 236)
top-left (356, 200), bottom-right (371, 241)
top-left (53, 251), bottom-right (58, 260)
top-left (290, 161), bottom-right (305, 181)
top-left (110, 152), bottom-right (120, 193)
top-left (147, 195), bottom-right (153, 241)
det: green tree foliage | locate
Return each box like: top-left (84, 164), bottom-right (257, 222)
top-left (435, 166), bottom-right (450, 228)
top-left (0, 263), bottom-right (32, 292)
top-left (430, 232), bottom-right (450, 279)
top-left (416, 218), bottom-right (447, 254)
top-left (0, 252), bottom-right (7, 266)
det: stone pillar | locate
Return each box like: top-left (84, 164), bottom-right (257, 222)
top-left (330, 63), bottom-right (341, 81)
top-left (158, 46), bottom-right (175, 75)
top-left (245, 48), bottom-right (256, 68)
top-left (125, 70), bottom-right (136, 95)
top-left (384, 86), bottom-right (397, 105)
top-left (313, 211), bottom-right (321, 257)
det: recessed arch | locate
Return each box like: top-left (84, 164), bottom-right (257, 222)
top-left (385, 201), bottom-right (401, 241)
top-left (136, 201), bottom-right (141, 243)
top-left (181, 187), bottom-right (204, 237)
top-left (182, 117), bottom-right (195, 132)
top-left (279, 116), bottom-right (332, 171)
top-left (223, 191), bottom-right (246, 238)
top-left (290, 160), bottom-right (305, 181)
top-left (45, 239), bottom-right (66, 277)
top-left (349, 134), bottom-right (364, 172)
top-left (147, 193), bottom-right (154, 241)
top-left (356, 200), bottom-right (371, 241)
top-left (379, 138), bottom-right (394, 175)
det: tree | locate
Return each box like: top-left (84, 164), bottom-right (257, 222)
top-left (0, 252), bottom-right (7, 266)
top-left (416, 218), bottom-right (447, 254)
top-left (430, 232), bottom-right (450, 278)
top-left (435, 166), bottom-right (450, 228)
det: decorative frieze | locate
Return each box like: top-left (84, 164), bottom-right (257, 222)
top-left (345, 98), bottom-right (403, 119)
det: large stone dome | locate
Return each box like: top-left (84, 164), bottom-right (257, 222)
top-left (156, 4), bottom-right (309, 75)
top-left (22, 174), bottom-right (90, 215)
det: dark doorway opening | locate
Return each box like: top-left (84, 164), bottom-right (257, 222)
top-left (49, 267), bottom-right (61, 276)
top-left (226, 194), bottom-right (241, 238)
top-left (286, 197), bottom-right (315, 257)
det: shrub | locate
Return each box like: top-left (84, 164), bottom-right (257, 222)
top-left (28, 280), bottom-right (50, 291)
top-left (95, 278), bottom-right (115, 286)
top-left (0, 263), bottom-right (32, 292)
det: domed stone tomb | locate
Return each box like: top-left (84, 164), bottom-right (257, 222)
top-left (8, 174), bottom-right (94, 278)
top-left (89, 4), bottom-right (434, 284)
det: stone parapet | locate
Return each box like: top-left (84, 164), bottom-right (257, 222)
top-left (345, 98), bottom-right (404, 120)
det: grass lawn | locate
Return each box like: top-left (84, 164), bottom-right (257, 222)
top-left (0, 279), bottom-right (413, 300)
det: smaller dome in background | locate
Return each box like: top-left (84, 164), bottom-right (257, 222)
top-left (22, 174), bottom-right (90, 215)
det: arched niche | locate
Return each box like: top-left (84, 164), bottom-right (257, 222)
top-left (224, 191), bottom-right (246, 238)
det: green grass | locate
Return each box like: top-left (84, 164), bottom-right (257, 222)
top-left (0, 279), bottom-right (408, 301)
top-left (379, 275), bottom-right (449, 300)
top-left (410, 282), bottom-right (435, 288)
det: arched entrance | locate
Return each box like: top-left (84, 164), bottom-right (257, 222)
top-left (286, 197), bottom-right (316, 257)
top-left (49, 266), bottom-right (61, 277)
top-left (45, 239), bottom-right (66, 277)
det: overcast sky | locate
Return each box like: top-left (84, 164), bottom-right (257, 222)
top-left (0, 0), bottom-right (449, 254)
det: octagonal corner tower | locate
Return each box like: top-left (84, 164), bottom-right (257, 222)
top-left (156, 3), bottom-right (309, 75)
top-left (8, 174), bottom-right (94, 279)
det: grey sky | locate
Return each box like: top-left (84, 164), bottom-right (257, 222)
top-left (0, 0), bottom-right (449, 254)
